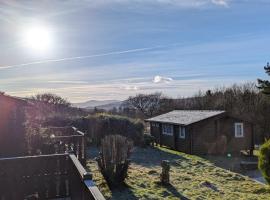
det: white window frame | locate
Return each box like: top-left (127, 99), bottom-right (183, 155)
top-left (152, 123), bottom-right (159, 128)
top-left (179, 127), bottom-right (186, 139)
top-left (162, 124), bottom-right (173, 136)
top-left (234, 123), bottom-right (244, 138)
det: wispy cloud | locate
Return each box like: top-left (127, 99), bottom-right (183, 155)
top-left (4, 76), bottom-right (242, 102)
top-left (81, 0), bottom-right (231, 8)
top-left (0, 43), bottom-right (182, 70)
top-left (47, 80), bottom-right (88, 84)
top-left (211, 0), bottom-right (229, 7)
top-left (153, 75), bottom-right (173, 83)
top-left (122, 85), bottom-right (139, 91)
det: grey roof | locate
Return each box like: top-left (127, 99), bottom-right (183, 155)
top-left (146, 110), bottom-right (226, 126)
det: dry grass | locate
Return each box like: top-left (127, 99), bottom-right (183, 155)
top-left (86, 146), bottom-right (270, 200)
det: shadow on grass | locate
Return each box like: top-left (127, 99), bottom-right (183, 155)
top-left (87, 145), bottom-right (189, 168)
top-left (109, 182), bottom-right (190, 200)
top-left (161, 183), bottom-right (190, 200)
top-left (130, 146), bottom-right (189, 167)
top-left (109, 183), bottom-right (138, 200)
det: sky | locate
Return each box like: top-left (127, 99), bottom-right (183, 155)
top-left (0, 0), bottom-right (270, 103)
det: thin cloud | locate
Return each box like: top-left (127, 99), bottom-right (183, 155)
top-left (48, 80), bottom-right (88, 84)
top-left (81, 0), bottom-right (230, 8)
top-left (211, 0), bottom-right (229, 7)
top-left (5, 77), bottom-right (239, 102)
top-left (153, 75), bottom-right (173, 83)
top-left (0, 43), bottom-right (182, 70)
top-left (123, 85), bottom-right (139, 91)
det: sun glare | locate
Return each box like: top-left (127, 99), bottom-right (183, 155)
top-left (23, 25), bottom-right (53, 53)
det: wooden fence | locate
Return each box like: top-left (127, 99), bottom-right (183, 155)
top-left (47, 126), bottom-right (86, 165)
top-left (0, 153), bottom-right (105, 200)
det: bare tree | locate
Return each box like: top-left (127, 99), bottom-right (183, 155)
top-left (32, 93), bottom-right (70, 107)
top-left (127, 93), bottom-right (162, 117)
top-left (28, 93), bottom-right (72, 121)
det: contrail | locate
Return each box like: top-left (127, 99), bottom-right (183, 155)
top-left (0, 43), bottom-right (180, 70)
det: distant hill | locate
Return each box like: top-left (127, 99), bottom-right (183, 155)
top-left (94, 101), bottom-right (124, 111)
top-left (73, 100), bottom-right (123, 110)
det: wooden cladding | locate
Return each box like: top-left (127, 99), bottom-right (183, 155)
top-left (0, 154), bottom-right (105, 200)
top-left (48, 126), bottom-right (86, 165)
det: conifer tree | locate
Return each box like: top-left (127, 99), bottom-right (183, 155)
top-left (258, 62), bottom-right (270, 95)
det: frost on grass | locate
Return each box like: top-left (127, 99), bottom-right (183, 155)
top-left (87, 146), bottom-right (270, 200)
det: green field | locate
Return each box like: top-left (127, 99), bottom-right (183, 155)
top-left (86, 146), bottom-right (270, 200)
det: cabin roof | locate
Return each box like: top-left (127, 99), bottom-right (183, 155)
top-left (146, 110), bottom-right (226, 126)
top-left (0, 92), bottom-right (28, 105)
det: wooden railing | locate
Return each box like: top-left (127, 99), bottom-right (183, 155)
top-left (0, 153), bottom-right (105, 200)
top-left (47, 126), bottom-right (86, 165)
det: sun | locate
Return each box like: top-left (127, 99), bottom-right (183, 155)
top-left (23, 25), bottom-right (53, 52)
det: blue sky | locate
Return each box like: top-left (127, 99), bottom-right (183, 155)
top-left (0, 0), bottom-right (270, 102)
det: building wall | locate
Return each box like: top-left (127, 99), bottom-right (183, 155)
top-left (159, 123), bottom-right (174, 148)
top-left (218, 117), bottom-right (253, 155)
top-left (150, 122), bottom-right (175, 148)
top-left (149, 115), bottom-right (253, 155)
top-left (191, 116), bottom-right (253, 155)
top-left (150, 122), bottom-right (191, 153)
top-left (0, 95), bottom-right (26, 157)
top-left (150, 122), bottom-right (161, 144)
top-left (175, 125), bottom-right (191, 153)
top-left (191, 116), bottom-right (220, 155)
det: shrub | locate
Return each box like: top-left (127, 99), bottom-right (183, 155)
top-left (143, 134), bottom-right (155, 147)
top-left (258, 140), bottom-right (270, 184)
top-left (84, 113), bottom-right (144, 145)
top-left (97, 135), bottom-right (133, 187)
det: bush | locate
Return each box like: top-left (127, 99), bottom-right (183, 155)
top-left (83, 113), bottom-right (144, 145)
top-left (258, 140), bottom-right (270, 184)
top-left (143, 134), bottom-right (155, 147)
top-left (97, 135), bottom-right (133, 187)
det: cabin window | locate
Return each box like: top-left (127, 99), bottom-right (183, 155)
top-left (152, 123), bottom-right (159, 128)
top-left (179, 127), bottom-right (186, 139)
top-left (162, 124), bottom-right (173, 136)
top-left (234, 123), bottom-right (244, 138)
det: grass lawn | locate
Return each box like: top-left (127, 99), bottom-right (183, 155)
top-left (86, 146), bottom-right (270, 200)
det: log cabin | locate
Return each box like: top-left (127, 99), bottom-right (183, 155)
top-left (0, 93), bottom-right (28, 157)
top-left (146, 110), bottom-right (254, 155)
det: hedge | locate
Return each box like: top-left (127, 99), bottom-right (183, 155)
top-left (83, 113), bottom-right (144, 146)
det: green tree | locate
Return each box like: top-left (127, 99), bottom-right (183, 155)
top-left (258, 140), bottom-right (270, 184)
top-left (258, 62), bottom-right (270, 95)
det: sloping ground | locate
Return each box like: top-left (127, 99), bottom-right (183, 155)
top-left (86, 146), bottom-right (270, 200)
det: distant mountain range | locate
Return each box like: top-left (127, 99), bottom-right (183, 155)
top-left (73, 100), bottom-right (124, 110)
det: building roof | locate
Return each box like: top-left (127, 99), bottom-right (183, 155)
top-left (146, 110), bottom-right (226, 126)
top-left (0, 92), bottom-right (28, 105)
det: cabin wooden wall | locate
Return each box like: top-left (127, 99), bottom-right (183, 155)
top-left (191, 116), bottom-right (253, 155)
top-left (175, 126), bottom-right (191, 154)
top-left (0, 95), bottom-right (26, 157)
top-left (218, 117), bottom-right (253, 154)
top-left (149, 115), bottom-right (253, 155)
top-left (150, 122), bottom-right (160, 144)
top-left (191, 116), bottom-right (220, 155)
top-left (150, 122), bottom-right (191, 153)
